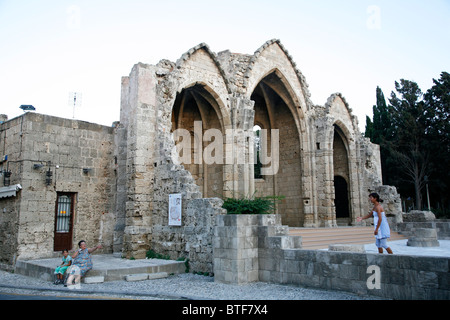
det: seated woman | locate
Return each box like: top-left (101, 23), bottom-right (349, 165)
top-left (66, 240), bottom-right (102, 289)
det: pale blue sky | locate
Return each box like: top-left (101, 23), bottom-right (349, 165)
top-left (1, 0), bottom-right (449, 131)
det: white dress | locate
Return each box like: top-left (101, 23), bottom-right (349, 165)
top-left (373, 211), bottom-right (390, 239)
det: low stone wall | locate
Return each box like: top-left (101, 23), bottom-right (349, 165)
top-left (213, 214), bottom-right (450, 300)
top-left (261, 247), bottom-right (450, 299)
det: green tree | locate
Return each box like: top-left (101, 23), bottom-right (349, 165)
top-left (364, 115), bottom-right (373, 141)
top-left (423, 72), bottom-right (450, 214)
top-left (372, 86), bottom-right (394, 144)
top-left (367, 73), bottom-right (450, 215)
top-left (388, 79), bottom-right (429, 210)
top-left (365, 86), bottom-right (397, 186)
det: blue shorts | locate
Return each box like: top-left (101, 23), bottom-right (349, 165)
top-left (376, 238), bottom-right (389, 249)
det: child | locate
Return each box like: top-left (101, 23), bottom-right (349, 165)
top-left (357, 193), bottom-right (393, 254)
top-left (54, 249), bottom-right (72, 284)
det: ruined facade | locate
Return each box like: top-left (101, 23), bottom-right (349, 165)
top-left (0, 40), bottom-right (392, 272)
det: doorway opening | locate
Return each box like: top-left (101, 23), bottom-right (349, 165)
top-left (334, 176), bottom-right (350, 225)
top-left (54, 192), bottom-right (75, 251)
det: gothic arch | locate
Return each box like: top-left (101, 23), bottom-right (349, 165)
top-left (325, 93), bottom-right (359, 138)
top-left (173, 44), bottom-right (232, 131)
top-left (162, 44), bottom-right (236, 198)
top-left (325, 94), bottom-right (362, 225)
top-left (250, 69), bottom-right (306, 226)
top-left (171, 83), bottom-right (225, 198)
top-left (244, 41), bottom-right (317, 226)
top-left (333, 124), bottom-right (351, 223)
top-left (245, 39), bottom-right (313, 113)
top-left (175, 43), bottom-right (232, 95)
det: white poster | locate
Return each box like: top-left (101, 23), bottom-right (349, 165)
top-left (169, 193), bottom-right (182, 226)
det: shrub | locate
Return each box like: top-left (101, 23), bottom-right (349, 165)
top-left (222, 193), bottom-right (284, 215)
top-left (146, 249), bottom-right (170, 260)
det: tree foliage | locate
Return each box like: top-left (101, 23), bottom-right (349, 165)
top-left (365, 72), bottom-right (450, 216)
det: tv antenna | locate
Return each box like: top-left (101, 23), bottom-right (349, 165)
top-left (68, 92), bottom-right (82, 119)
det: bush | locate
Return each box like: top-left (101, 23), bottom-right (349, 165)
top-left (222, 193), bottom-right (284, 215)
top-left (146, 249), bottom-right (170, 260)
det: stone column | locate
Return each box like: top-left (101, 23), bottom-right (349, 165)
top-left (121, 63), bottom-right (158, 259)
top-left (225, 96), bottom-right (255, 198)
top-left (213, 215), bottom-right (260, 284)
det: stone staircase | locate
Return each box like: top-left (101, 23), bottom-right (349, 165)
top-left (289, 226), bottom-right (407, 250)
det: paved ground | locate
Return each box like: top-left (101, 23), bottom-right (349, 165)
top-left (362, 239), bottom-right (450, 256)
top-left (1, 240), bottom-right (449, 304)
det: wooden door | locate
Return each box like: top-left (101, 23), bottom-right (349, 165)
top-left (53, 193), bottom-right (75, 251)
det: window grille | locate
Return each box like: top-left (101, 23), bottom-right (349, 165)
top-left (56, 195), bottom-right (71, 233)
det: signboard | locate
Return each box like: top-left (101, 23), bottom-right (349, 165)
top-left (169, 193), bottom-right (182, 226)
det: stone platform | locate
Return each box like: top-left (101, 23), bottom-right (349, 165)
top-left (289, 226), bottom-right (407, 249)
top-left (14, 254), bottom-right (186, 283)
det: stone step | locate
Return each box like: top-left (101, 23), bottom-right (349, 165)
top-left (125, 272), bottom-right (168, 282)
top-left (14, 254), bottom-right (186, 282)
top-left (84, 276), bottom-right (105, 284)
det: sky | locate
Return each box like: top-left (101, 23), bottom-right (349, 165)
top-left (1, 0), bottom-right (449, 132)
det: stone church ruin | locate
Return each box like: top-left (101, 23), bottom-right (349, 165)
top-left (0, 40), bottom-right (398, 273)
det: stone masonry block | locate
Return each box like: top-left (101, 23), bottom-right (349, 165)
top-left (266, 236), bottom-right (301, 249)
top-left (125, 273), bottom-right (149, 282)
top-left (147, 272), bottom-right (168, 280)
top-left (84, 276), bottom-right (105, 284)
top-left (329, 244), bottom-right (366, 253)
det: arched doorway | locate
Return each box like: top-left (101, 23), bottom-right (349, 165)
top-left (250, 71), bottom-right (303, 226)
top-left (171, 84), bottom-right (224, 198)
top-left (333, 125), bottom-right (351, 225)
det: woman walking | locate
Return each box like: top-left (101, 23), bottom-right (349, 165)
top-left (357, 193), bottom-right (393, 254)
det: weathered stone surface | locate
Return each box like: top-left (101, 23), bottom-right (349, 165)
top-left (125, 272), bottom-right (168, 282)
top-left (83, 276), bottom-right (105, 284)
top-left (403, 210), bottom-right (436, 222)
top-left (147, 272), bottom-right (168, 280)
top-left (328, 244), bottom-right (366, 253)
top-left (407, 228), bottom-right (440, 247)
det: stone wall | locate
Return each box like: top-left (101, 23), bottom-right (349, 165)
top-left (269, 247), bottom-right (450, 299)
top-left (0, 113), bottom-right (116, 262)
top-left (150, 162), bottom-right (226, 273)
top-left (214, 214), bottom-right (450, 300)
top-left (0, 195), bottom-right (20, 268)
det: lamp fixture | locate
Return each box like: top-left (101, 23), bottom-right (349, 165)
top-left (20, 105), bottom-right (36, 112)
top-left (33, 163), bottom-right (44, 170)
top-left (3, 170), bottom-right (11, 186)
top-left (45, 168), bottom-right (53, 186)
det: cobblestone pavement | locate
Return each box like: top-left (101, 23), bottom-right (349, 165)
top-left (0, 269), bottom-right (380, 301)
